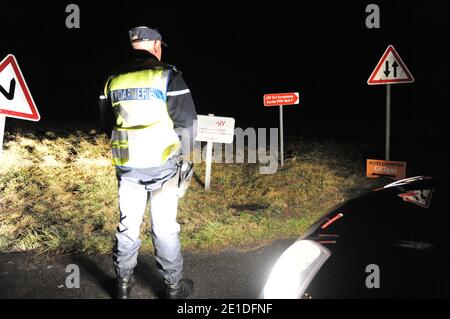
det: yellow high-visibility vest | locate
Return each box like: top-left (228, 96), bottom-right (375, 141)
top-left (105, 67), bottom-right (180, 168)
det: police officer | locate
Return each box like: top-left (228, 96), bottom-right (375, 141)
top-left (99, 26), bottom-right (197, 299)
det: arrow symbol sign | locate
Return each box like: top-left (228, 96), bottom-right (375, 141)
top-left (383, 61), bottom-right (390, 78)
top-left (383, 61), bottom-right (400, 79)
top-left (0, 78), bottom-right (16, 100)
top-left (392, 60), bottom-right (399, 78)
top-left (368, 45), bottom-right (414, 85)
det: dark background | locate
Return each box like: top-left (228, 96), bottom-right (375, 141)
top-left (0, 1), bottom-right (448, 175)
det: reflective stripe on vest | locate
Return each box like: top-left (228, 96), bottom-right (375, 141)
top-left (111, 130), bottom-right (129, 166)
top-left (106, 67), bottom-right (180, 168)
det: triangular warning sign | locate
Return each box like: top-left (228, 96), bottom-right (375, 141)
top-left (368, 45), bottom-right (414, 85)
top-left (0, 54), bottom-right (40, 121)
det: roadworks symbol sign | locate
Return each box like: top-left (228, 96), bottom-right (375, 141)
top-left (0, 54), bottom-right (40, 121)
top-left (367, 45), bottom-right (414, 85)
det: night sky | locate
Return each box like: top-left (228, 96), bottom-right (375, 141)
top-left (1, 1), bottom-right (448, 175)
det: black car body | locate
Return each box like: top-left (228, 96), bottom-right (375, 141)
top-left (261, 176), bottom-right (448, 298)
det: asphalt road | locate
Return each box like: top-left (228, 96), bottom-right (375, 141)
top-left (0, 239), bottom-right (294, 299)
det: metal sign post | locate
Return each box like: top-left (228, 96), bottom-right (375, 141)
top-left (204, 114), bottom-right (214, 190)
top-left (279, 105), bottom-right (284, 167)
top-left (263, 92), bottom-right (299, 168)
top-left (385, 84), bottom-right (391, 160)
top-left (0, 115), bottom-right (5, 157)
top-left (205, 142), bottom-right (213, 190)
top-left (367, 45), bottom-right (414, 161)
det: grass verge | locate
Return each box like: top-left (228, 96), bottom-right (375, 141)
top-left (0, 123), bottom-right (383, 255)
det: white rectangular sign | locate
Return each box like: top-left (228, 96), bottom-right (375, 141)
top-left (195, 115), bottom-right (235, 144)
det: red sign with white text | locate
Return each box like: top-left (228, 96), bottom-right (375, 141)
top-left (264, 92), bottom-right (299, 107)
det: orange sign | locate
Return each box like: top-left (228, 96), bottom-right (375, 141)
top-left (264, 92), bottom-right (299, 107)
top-left (366, 159), bottom-right (407, 180)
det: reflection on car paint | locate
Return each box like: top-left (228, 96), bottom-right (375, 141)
top-left (383, 175), bottom-right (433, 188)
top-left (321, 213), bottom-right (344, 229)
top-left (317, 240), bottom-right (337, 245)
top-left (398, 189), bottom-right (434, 208)
top-left (395, 240), bottom-right (434, 250)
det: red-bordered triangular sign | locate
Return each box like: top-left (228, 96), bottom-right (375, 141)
top-left (368, 45), bottom-right (414, 85)
top-left (0, 54), bottom-right (40, 121)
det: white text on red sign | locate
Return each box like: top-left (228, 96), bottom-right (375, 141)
top-left (264, 93), bottom-right (299, 107)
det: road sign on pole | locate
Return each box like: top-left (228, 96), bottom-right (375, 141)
top-left (367, 45), bottom-right (413, 160)
top-left (264, 92), bottom-right (299, 167)
top-left (0, 54), bottom-right (40, 156)
top-left (0, 54), bottom-right (40, 121)
top-left (279, 105), bottom-right (284, 167)
top-left (195, 114), bottom-right (235, 190)
top-left (264, 93), bottom-right (299, 107)
top-left (367, 45), bottom-right (414, 85)
top-left (196, 115), bottom-right (235, 144)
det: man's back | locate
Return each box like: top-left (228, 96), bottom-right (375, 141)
top-left (103, 26), bottom-right (196, 299)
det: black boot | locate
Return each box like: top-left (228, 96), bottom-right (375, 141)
top-left (165, 279), bottom-right (194, 299)
top-left (116, 275), bottom-right (133, 299)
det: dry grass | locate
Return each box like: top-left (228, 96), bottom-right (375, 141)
top-left (0, 123), bottom-right (383, 255)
